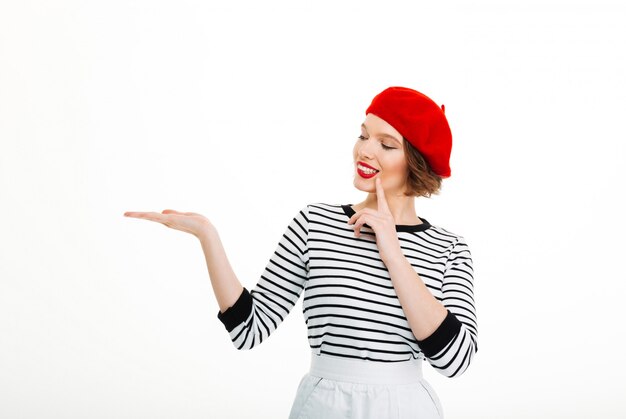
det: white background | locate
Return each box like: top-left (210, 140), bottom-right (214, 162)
top-left (1, 0), bottom-right (625, 418)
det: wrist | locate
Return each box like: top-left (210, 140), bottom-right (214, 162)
top-left (382, 246), bottom-right (405, 267)
top-left (197, 223), bottom-right (217, 244)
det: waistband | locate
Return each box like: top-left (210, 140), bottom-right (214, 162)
top-left (309, 351), bottom-right (423, 385)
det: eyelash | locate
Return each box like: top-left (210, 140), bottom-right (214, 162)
top-left (358, 135), bottom-right (395, 150)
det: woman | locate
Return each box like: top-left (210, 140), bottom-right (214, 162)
top-left (124, 86), bottom-right (477, 418)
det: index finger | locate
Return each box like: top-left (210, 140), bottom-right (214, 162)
top-left (375, 176), bottom-right (390, 213)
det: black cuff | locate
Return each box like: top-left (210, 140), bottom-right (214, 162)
top-left (416, 310), bottom-right (462, 358)
top-left (217, 287), bottom-right (253, 332)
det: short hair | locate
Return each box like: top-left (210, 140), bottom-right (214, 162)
top-left (402, 137), bottom-right (443, 198)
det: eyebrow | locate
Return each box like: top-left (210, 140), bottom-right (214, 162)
top-left (361, 123), bottom-right (401, 145)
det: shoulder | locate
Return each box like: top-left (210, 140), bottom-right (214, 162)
top-left (423, 222), bottom-right (469, 250)
top-left (291, 203), bottom-right (350, 225)
top-left (296, 202), bottom-right (347, 216)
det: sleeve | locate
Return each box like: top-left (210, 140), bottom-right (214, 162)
top-left (416, 235), bottom-right (477, 377)
top-left (216, 205), bottom-right (309, 350)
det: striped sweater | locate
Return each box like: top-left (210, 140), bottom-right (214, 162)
top-left (217, 203), bottom-right (477, 378)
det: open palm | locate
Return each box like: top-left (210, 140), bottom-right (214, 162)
top-left (123, 209), bottom-right (212, 239)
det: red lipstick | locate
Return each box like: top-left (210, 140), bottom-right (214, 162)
top-left (356, 161), bottom-right (380, 179)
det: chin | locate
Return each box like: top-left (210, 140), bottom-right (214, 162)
top-left (353, 177), bottom-right (376, 193)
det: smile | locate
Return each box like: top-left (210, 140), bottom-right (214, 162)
top-left (356, 163), bottom-right (379, 179)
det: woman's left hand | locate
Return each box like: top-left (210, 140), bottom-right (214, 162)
top-left (347, 177), bottom-right (403, 263)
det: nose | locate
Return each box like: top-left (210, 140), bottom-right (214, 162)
top-left (357, 138), bottom-right (376, 161)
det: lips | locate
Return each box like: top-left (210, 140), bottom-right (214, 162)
top-left (356, 161), bottom-right (380, 179)
top-left (357, 161), bottom-right (380, 172)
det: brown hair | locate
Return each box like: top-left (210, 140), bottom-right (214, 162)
top-left (402, 137), bottom-right (443, 197)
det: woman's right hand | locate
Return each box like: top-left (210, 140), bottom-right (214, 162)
top-left (123, 209), bottom-right (213, 240)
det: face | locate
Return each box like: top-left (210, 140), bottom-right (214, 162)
top-left (353, 113), bottom-right (409, 195)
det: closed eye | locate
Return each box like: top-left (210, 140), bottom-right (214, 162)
top-left (358, 135), bottom-right (396, 150)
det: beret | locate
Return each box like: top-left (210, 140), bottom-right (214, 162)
top-left (365, 86), bottom-right (452, 178)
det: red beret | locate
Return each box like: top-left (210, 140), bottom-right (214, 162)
top-left (365, 86), bottom-right (452, 178)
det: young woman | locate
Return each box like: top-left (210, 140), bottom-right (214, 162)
top-left (124, 86), bottom-right (477, 418)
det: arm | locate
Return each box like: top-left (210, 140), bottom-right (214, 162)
top-left (124, 208), bottom-right (247, 316)
top-left (384, 236), bottom-right (477, 378)
top-left (213, 206), bottom-right (310, 349)
top-left (198, 225), bottom-right (245, 314)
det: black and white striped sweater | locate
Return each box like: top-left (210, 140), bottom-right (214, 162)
top-left (217, 203), bottom-right (477, 378)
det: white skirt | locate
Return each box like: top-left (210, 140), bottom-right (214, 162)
top-left (288, 352), bottom-right (444, 419)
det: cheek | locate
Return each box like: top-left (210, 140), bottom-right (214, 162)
top-left (383, 158), bottom-right (407, 175)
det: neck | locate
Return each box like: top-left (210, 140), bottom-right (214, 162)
top-left (356, 192), bottom-right (420, 225)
